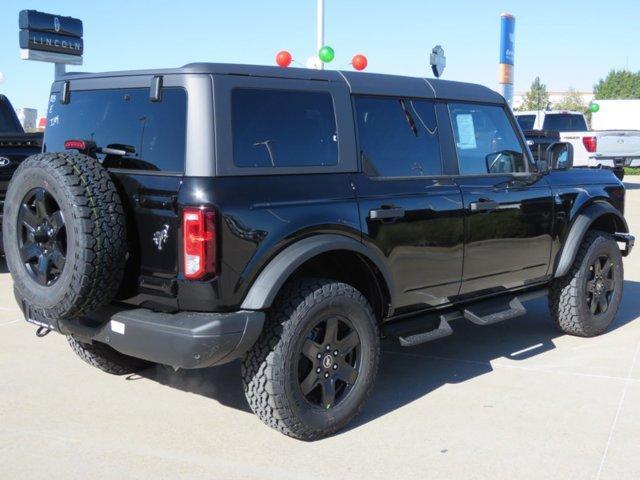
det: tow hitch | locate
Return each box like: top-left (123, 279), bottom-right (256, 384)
top-left (35, 326), bottom-right (51, 338)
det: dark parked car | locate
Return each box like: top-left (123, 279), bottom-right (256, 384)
top-left (0, 94), bottom-right (43, 253)
top-left (3, 64), bottom-right (634, 440)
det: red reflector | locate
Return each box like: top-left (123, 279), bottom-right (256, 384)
top-left (183, 207), bottom-right (217, 280)
top-left (64, 140), bottom-right (86, 150)
top-left (582, 136), bottom-right (597, 153)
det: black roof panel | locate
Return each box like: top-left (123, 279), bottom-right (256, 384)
top-left (58, 62), bottom-right (504, 104)
top-left (338, 71), bottom-right (435, 98)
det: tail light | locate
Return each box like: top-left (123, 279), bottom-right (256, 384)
top-left (64, 139), bottom-right (97, 154)
top-left (582, 136), bottom-right (597, 153)
top-left (182, 207), bottom-right (217, 280)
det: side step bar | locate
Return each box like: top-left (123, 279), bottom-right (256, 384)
top-left (463, 297), bottom-right (526, 326)
top-left (463, 289), bottom-right (547, 326)
top-left (383, 289), bottom-right (548, 347)
top-left (397, 313), bottom-right (456, 347)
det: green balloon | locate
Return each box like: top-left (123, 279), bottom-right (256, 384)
top-left (318, 45), bottom-right (335, 63)
top-left (588, 102), bottom-right (600, 113)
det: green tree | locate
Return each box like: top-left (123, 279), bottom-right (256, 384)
top-left (554, 88), bottom-right (586, 111)
top-left (594, 70), bottom-right (640, 99)
top-left (519, 77), bottom-right (550, 111)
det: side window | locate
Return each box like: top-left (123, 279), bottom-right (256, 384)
top-left (449, 103), bottom-right (527, 175)
top-left (232, 88), bottom-right (338, 168)
top-left (354, 96), bottom-right (441, 177)
top-left (44, 88), bottom-right (187, 172)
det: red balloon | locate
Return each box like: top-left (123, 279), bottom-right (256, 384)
top-left (276, 50), bottom-right (292, 68)
top-left (352, 54), bottom-right (368, 71)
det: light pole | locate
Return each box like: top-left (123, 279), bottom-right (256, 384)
top-left (317, 0), bottom-right (324, 70)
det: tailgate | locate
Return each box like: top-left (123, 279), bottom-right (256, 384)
top-left (0, 133), bottom-right (43, 184)
top-left (594, 131), bottom-right (640, 157)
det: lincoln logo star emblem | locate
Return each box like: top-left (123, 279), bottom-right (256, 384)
top-left (0, 157), bottom-right (11, 168)
top-left (54, 17), bottom-right (60, 33)
top-left (153, 225), bottom-right (170, 251)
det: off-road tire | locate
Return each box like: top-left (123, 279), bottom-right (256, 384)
top-left (68, 336), bottom-right (152, 375)
top-left (242, 278), bottom-right (380, 441)
top-left (3, 152), bottom-right (127, 324)
top-left (549, 230), bottom-right (623, 337)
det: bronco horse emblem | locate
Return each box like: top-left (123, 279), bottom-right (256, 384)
top-left (153, 224), bottom-right (170, 251)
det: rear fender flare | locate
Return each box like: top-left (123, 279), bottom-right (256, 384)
top-left (240, 234), bottom-right (393, 310)
top-left (554, 202), bottom-right (628, 278)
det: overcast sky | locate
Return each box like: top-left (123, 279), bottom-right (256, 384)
top-left (1, 0), bottom-right (639, 116)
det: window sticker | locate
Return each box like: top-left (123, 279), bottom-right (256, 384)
top-left (455, 113), bottom-right (476, 150)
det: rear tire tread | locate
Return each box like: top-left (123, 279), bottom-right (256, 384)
top-left (242, 278), bottom-right (379, 441)
top-left (67, 336), bottom-right (151, 375)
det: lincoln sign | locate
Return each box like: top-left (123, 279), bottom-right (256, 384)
top-left (19, 10), bottom-right (83, 57)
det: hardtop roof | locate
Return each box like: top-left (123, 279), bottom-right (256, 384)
top-left (57, 62), bottom-right (504, 103)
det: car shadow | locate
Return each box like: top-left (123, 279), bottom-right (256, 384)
top-left (623, 181), bottom-right (640, 190)
top-left (0, 257), bottom-right (8, 274)
top-left (131, 280), bottom-right (640, 431)
top-left (133, 357), bottom-right (253, 413)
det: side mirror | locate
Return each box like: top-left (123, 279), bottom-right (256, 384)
top-left (546, 142), bottom-right (573, 170)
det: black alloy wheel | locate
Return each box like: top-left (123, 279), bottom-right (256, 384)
top-left (586, 254), bottom-right (615, 316)
top-left (17, 187), bottom-right (67, 286)
top-left (297, 315), bottom-right (361, 410)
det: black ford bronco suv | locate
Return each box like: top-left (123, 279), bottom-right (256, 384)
top-left (3, 64), bottom-right (634, 440)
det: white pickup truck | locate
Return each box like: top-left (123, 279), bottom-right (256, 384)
top-left (515, 110), bottom-right (640, 180)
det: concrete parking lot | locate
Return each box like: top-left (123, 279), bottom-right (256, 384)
top-left (1, 179), bottom-right (639, 480)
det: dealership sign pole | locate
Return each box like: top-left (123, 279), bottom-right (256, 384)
top-left (19, 10), bottom-right (84, 80)
top-left (498, 13), bottom-right (515, 107)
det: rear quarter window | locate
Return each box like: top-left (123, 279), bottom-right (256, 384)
top-left (231, 88), bottom-right (338, 168)
top-left (44, 88), bottom-right (187, 172)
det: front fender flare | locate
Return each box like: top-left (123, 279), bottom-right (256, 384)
top-left (554, 202), bottom-right (628, 278)
top-left (241, 234), bottom-right (393, 310)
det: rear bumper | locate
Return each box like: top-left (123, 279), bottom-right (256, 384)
top-left (590, 156), bottom-right (640, 168)
top-left (55, 307), bottom-right (265, 369)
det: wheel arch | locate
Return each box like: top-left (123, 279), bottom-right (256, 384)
top-left (554, 201), bottom-right (628, 278)
top-left (240, 234), bottom-right (393, 320)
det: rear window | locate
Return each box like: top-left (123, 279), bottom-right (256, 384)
top-left (231, 88), bottom-right (338, 168)
top-left (542, 114), bottom-right (588, 132)
top-left (516, 114), bottom-right (536, 131)
top-left (44, 88), bottom-right (187, 172)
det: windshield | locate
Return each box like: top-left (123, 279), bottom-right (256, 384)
top-left (542, 114), bottom-right (588, 132)
top-left (0, 100), bottom-right (21, 134)
top-left (516, 115), bottom-right (536, 131)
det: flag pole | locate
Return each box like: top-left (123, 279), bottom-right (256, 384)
top-left (317, 0), bottom-right (324, 70)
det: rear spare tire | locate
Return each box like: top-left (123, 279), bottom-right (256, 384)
top-left (3, 152), bottom-right (127, 324)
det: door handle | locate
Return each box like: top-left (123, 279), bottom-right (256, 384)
top-left (369, 207), bottom-right (405, 220)
top-left (469, 199), bottom-right (499, 212)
